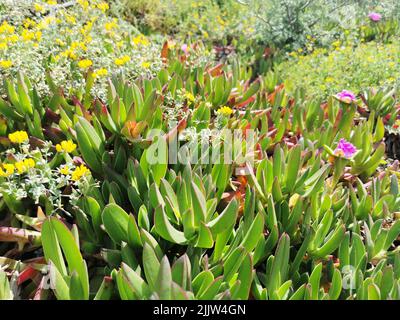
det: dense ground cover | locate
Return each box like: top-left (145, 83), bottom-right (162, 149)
top-left (1, 0), bottom-right (400, 301)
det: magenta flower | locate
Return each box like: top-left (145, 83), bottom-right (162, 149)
top-left (334, 139), bottom-right (357, 159)
top-left (336, 90), bottom-right (357, 104)
top-left (181, 44), bottom-right (189, 54)
top-left (368, 12), bottom-right (382, 22)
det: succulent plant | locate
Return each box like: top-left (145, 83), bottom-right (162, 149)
top-left (1, 37), bottom-right (400, 302)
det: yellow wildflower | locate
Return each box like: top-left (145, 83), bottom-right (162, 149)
top-left (47, 0), bottom-right (57, 4)
top-left (23, 18), bottom-right (36, 29)
top-left (55, 38), bottom-right (66, 46)
top-left (0, 164), bottom-right (15, 177)
top-left (35, 31), bottom-right (42, 41)
top-left (77, 0), bottom-right (89, 10)
top-left (63, 49), bottom-right (77, 60)
top-left (141, 61), bottom-right (151, 69)
top-left (65, 15), bottom-right (77, 25)
top-left (0, 60), bottom-right (13, 69)
top-left (104, 20), bottom-right (117, 31)
top-left (56, 140), bottom-right (77, 153)
top-left (185, 92), bottom-right (195, 102)
top-left (84, 36), bottom-right (93, 44)
top-left (78, 59), bottom-right (93, 69)
top-left (0, 168), bottom-right (6, 177)
top-left (0, 21), bottom-right (15, 34)
top-left (93, 68), bottom-right (108, 78)
top-left (217, 106), bottom-right (234, 116)
top-left (21, 29), bottom-right (35, 41)
top-left (71, 164), bottom-right (90, 181)
top-left (15, 161), bottom-right (25, 174)
top-left (59, 165), bottom-right (70, 175)
top-left (34, 3), bottom-right (45, 13)
top-left (114, 55), bottom-right (130, 66)
top-left (8, 131), bottom-right (29, 144)
top-left (15, 159), bottom-right (35, 174)
top-left (97, 2), bottom-right (109, 12)
top-left (7, 35), bottom-right (19, 43)
top-left (25, 158), bottom-right (35, 168)
top-left (10, 162), bottom-right (23, 174)
top-left (4, 164), bottom-right (15, 175)
top-left (325, 77), bottom-right (334, 83)
top-left (133, 35), bottom-right (149, 46)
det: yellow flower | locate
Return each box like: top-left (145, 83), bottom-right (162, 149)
top-left (35, 31), bottom-right (42, 41)
top-left (141, 61), bottom-right (151, 69)
top-left (104, 20), bottom-right (117, 31)
top-left (216, 106), bottom-right (234, 116)
top-left (23, 18), bottom-right (36, 29)
top-left (24, 158), bottom-right (35, 168)
top-left (59, 165), bottom-right (70, 175)
top-left (21, 29), bottom-right (35, 41)
top-left (0, 60), bottom-right (13, 69)
top-left (0, 21), bottom-right (15, 34)
top-left (0, 164), bottom-right (15, 177)
top-left (3, 163), bottom-right (15, 177)
top-left (65, 15), bottom-right (77, 25)
top-left (7, 34), bottom-right (19, 43)
top-left (93, 68), bottom-right (108, 78)
top-left (133, 35), bottom-right (149, 46)
top-left (63, 49), bottom-right (77, 60)
top-left (77, 0), bottom-right (89, 10)
top-left (325, 76), bottom-right (334, 83)
top-left (34, 3), bottom-right (45, 13)
top-left (56, 140), bottom-right (77, 153)
top-left (8, 131), bottom-right (29, 144)
top-left (47, 0), bottom-right (57, 4)
top-left (15, 159), bottom-right (35, 174)
top-left (78, 59), bottom-right (93, 69)
top-left (55, 38), bottom-right (66, 46)
top-left (97, 2), bottom-right (109, 12)
top-left (71, 164), bottom-right (90, 181)
top-left (185, 92), bottom-right (195, 102)
top-left (0, 168), bottom-right (6, 177)
top-left (13, 162), bottom-right (23, 174)
top-left (114, 55), bottom-right (130, 66)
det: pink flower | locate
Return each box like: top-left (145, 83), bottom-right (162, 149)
top-left (368, 12), bottom-right (382, 22)
top-left (336, 90), bottom-right (357, 104)
top-left (334, 139), bottom-right (357, 159)
top-left (181, 44), bottom-right (189, 54)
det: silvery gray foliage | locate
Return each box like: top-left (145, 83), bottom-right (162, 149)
top-left (239, 0), bottom-right (400, 50)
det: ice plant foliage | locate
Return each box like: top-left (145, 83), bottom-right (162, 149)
top-left (1, 0), bottom-right (400, 302)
